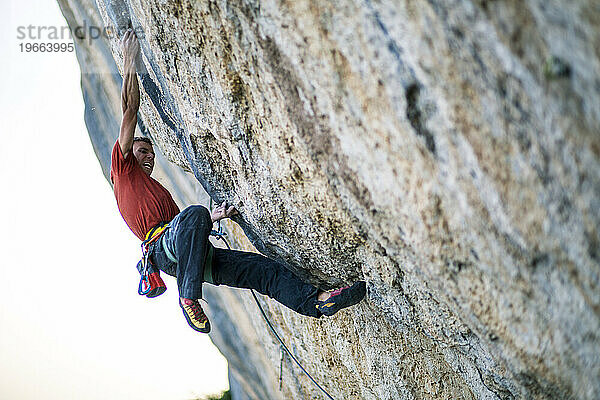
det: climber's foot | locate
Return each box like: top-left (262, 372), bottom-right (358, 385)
top-left (316, 281), bottom-right (367, 316)
top-left (180, 297), bottom-right (211, 333)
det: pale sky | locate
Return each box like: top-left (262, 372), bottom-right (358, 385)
top-left (0, 1), bottom-right (229, 399)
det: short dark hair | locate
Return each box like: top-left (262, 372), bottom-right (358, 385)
top-left (133, 137), bottom-right (153, 146)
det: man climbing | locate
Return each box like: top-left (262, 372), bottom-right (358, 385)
top-left (111, 29), bottom-right (366, 333)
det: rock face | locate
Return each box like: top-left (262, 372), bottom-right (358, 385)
top-left (58, 0), bottom-right (599, 399)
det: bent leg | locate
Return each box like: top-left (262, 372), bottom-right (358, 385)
top-left (164, 205), bottom-right (212, 299)
top-left (211, 247), bottom-right (321, 318)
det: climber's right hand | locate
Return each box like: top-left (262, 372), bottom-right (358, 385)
top-left (211, 201), bottom-right (238, 223)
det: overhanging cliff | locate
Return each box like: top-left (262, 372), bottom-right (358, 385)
top-left (58, 0), bottom-right (599, 399)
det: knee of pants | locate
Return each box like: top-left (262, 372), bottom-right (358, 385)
top-left (181, 205), bottom-right (212, 225)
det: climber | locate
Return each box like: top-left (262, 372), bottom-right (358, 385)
top-left (110, 29), bottom-right (366, 333)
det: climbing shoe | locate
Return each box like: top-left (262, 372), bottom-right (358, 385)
top-left (316, 281), bottom-right (367, 316)
top-left (179, 298), bottom-right (211, 333)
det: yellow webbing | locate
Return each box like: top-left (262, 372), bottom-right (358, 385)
top-left (144, 223), bottom-right (169, 242)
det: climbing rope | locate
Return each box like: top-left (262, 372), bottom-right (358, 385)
top-left (248, 284), bottom-right (335, 400)
top-left (208, 200), bottom-right (335, 400)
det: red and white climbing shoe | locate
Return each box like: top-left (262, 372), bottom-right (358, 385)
top-left (179, 298), bottom-right (211, 333)
top-left (316, 281), bottom-right (367, 316)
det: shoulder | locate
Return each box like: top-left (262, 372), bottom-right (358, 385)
top-left (111, 139), bottom-right (137, 176)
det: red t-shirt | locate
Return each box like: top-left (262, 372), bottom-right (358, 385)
top-left (110, 140), bottom-right (180, 241)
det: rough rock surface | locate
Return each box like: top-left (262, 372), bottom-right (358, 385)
top-left (58, 0), bottom-right (599, 399)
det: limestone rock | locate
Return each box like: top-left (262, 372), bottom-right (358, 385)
top-left (58, 0), bottom-right (600, 399)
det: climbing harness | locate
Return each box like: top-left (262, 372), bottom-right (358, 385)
top-left (208, 200), bottom-right (335, 400)
top-left (137, 222), bottom-right (169, 297)
top-left (137, 216), bottom-right (216, 297)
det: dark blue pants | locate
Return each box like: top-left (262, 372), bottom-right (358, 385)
top-left (149, 206), bottom-right (321, 318)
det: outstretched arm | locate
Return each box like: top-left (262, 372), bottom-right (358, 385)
top-left (119, 29), bottom-right (140, 158)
